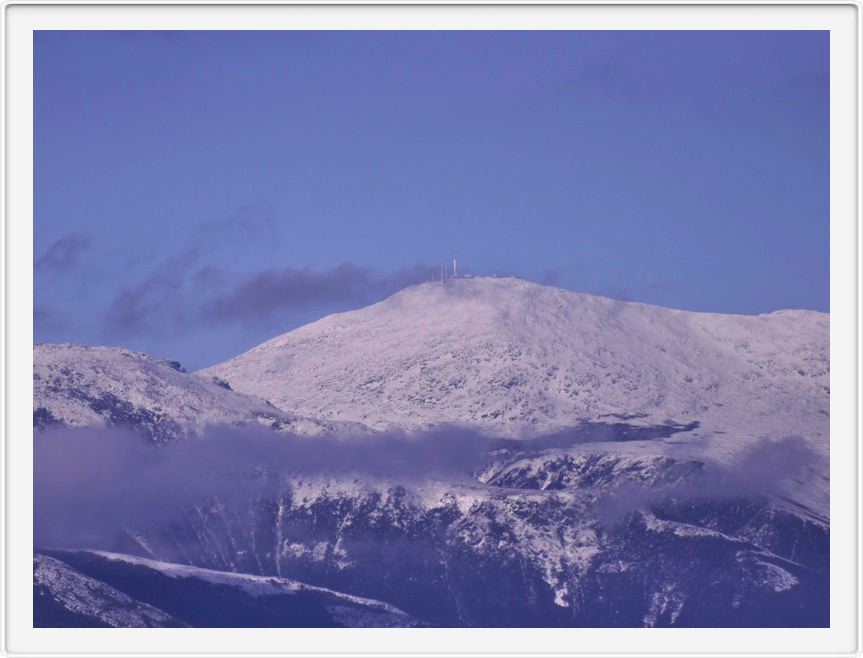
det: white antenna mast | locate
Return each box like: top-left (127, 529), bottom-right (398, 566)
top-left (453, 258), bottom-right (457, 279)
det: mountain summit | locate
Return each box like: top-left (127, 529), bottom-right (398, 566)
top-left (202, 277), bottom-right (828, 446)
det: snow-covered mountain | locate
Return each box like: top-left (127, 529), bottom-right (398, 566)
top-left (202, 277), bottom-right (828, 511)
top-left (34, 343), bottom-right (369, 442)
top-left (83, 459), bottom-right (827, 627)
top-left (36, 550), bottom-right (421, 627)
top-left (33, 278), bottom-right (830, 627)
top-left (203, 277), bottom-right (828, 444)
top-left (34, 553), bottom-right (186, 627)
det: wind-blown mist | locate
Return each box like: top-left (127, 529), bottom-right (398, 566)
top-left (591, 436), bottom-right (827, 526)
top-left (34, 426), bottom-right (824, 553)
top-left (34, 426), bottom-right (491, 549)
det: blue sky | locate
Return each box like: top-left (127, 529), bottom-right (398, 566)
top-left (34, 30), bottom-right (829, 369)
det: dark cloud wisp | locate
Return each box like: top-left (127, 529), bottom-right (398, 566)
top-left (36, 233), bottom-right (92, 272)
top-left (105, 262), bottom-right (436, 339)
top-left (202, 264), bottom-right (435, 323)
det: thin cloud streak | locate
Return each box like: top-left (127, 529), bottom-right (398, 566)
top-left (36, 233), bottom-right (92, 272)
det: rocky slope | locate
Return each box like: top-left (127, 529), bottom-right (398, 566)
top-left (34, 553), bottom-right (185, 627)
top-left (36, 550), bottom-right (421, 627)
top-left (34, 343), bottom-right (368, 442)
top-left (89, 453), bottom-right (827, 627)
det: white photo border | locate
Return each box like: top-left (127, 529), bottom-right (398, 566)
top-left (2, 3), bottom-right (859, 656)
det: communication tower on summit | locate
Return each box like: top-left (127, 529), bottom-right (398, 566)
top-left (440, 258), bottom-right (461, 282)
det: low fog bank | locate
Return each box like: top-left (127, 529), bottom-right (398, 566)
top-left (34, 425), bottom-right (825, 550)
top-left (34, 425), bottom-right (492, 549)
